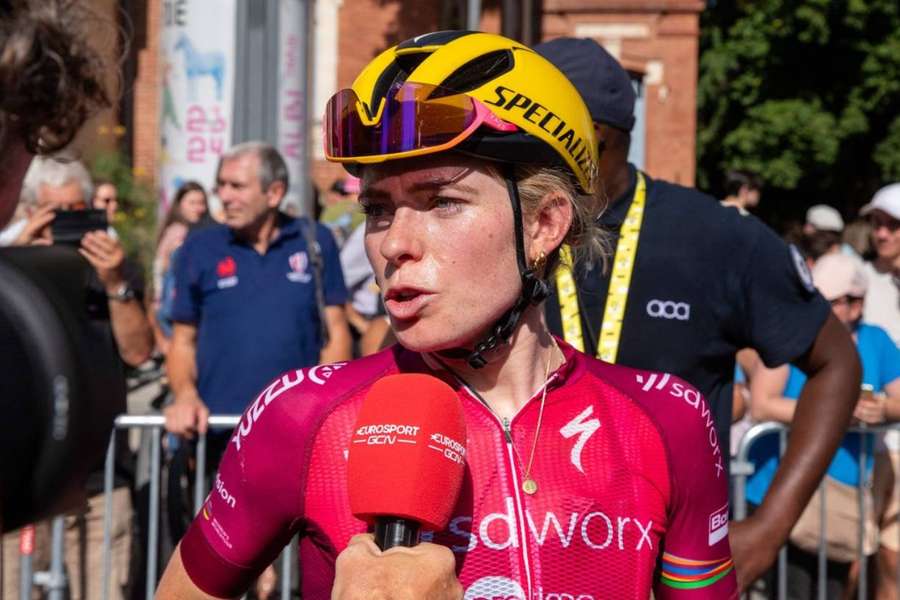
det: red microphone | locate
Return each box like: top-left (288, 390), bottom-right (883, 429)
top-left (348, 373), bottom-right (467, 550)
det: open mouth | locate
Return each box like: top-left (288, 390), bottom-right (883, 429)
top-left (384, 287), bottom-right (432, 320)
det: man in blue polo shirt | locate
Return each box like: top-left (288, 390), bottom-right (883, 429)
top-left (164, 142), bottom-right (351, 438)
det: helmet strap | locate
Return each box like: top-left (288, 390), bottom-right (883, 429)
top-left (437, 164), bottom-right (550, 369)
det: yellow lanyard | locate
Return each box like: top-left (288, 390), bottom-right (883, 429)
top-left (555, 172), bottom-right (647, 363)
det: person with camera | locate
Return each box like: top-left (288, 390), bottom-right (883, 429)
top-left (5, 154), bottom-right (152, 599)
top-left (11, 155), bottom-right (153, 367)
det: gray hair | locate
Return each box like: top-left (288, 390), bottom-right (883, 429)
top-left (20, 154), bottom-right (93, 208)
top-left (219, 141), bottom-right (289, 194)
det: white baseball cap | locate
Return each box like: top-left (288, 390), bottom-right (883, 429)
top-left (861, 183), bottom-right (900, 221)
top-left (805, 205), bottom-right (844, 232)
top-left (812, 253), bottom-right (868, 300)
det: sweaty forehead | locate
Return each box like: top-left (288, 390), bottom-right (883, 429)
top-left (360, 154), bottom-right (496, 197)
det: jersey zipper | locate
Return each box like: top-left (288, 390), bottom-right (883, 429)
top-left (452, 372), bottom-right (560, 596)
top-left (501, 416), bottom-right (534, 598)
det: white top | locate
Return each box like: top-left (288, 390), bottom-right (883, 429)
top-left (0, 219), bottom-right (26, 246)
top-left (863, 261), bottom-right (900, 347)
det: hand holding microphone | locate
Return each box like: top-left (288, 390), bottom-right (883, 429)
top-left (332, 534), bottom-right (462, 600)
top-left (332, 373), bottom-right (467, 600)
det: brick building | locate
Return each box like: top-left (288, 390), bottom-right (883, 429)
top-left (122, 0), bottom-right (703, 204)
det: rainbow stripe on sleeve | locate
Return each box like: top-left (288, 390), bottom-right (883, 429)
top-left (659, 552), bottom-right (734, 590)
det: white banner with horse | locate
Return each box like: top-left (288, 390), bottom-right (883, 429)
top-left (159, 0), bottom-right (237, 218)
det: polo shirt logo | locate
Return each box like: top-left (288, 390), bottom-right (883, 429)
top-left (646, 299), bottom-right (690, 321)
top-left (216, 256), bottom-right (238, 289)
top-left (287, 251), bottom-right (312, 283)
top-left (217, 256), bottom-right (236, 277)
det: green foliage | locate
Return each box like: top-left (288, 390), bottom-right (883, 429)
top-left (875, 115), bottom-right (900, 180)
top-left (697, 0), bottom-right (900, 220)
top-left (89, 150), bottom-right (156, 274)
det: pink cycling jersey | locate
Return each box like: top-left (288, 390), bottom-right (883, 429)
top-left (181, 340), bottom-right (737, 599)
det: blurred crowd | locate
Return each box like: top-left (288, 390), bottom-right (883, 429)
top-left (729, 182), bottom-right (900, 598)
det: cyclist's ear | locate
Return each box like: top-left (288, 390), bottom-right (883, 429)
top-left (526, 190), bottom-right (572, 263)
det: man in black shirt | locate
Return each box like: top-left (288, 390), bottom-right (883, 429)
top-left (537, 37), bottom-right (860, 589)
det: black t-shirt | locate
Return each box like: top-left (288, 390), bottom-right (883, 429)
top-left (84, 257), bottom-right (146, 492)
top-left (85, 257), bottom-right (146, 319)
top-left (546, 165), bottom-right (831, 450)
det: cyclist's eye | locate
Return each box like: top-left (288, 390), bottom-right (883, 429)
top-left (433, 196), bottom-right (464, 214)
top-left (360, 200), bottom-right (391, 221)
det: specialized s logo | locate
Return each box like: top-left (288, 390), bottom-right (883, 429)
top-left (559, 406), bottom-right (600, 474)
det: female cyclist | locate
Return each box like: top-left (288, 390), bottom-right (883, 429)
top-left (157, 31), bottom-right (736, 599)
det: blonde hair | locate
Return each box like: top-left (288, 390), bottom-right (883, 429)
top-left (506, 165), bottom-right (610, 277)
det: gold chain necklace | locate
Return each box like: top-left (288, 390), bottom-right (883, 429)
top-left (433, 337), bottom-right (561, 496)
top-left (514, 339), bottom-right (555, 495)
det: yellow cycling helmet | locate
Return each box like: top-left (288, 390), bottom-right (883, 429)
top-left (325, 30), bottom-right (598, 194)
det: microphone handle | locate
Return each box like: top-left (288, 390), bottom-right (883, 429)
top-left (374, 517), bottom-right (421, 550)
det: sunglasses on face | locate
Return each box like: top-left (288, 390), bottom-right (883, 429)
top-left (869, 215), bottom-right (900, 232)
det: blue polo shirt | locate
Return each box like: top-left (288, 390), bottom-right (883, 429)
top-left (171, 215), bottom-right (348, 415)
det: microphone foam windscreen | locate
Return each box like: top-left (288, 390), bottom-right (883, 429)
top-left (348, 373), bottom-right (467, 531)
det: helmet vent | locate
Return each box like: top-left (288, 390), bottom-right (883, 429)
top-left (433, 50), bottom-right (514, 98)
top-left (369, 60), bottom-right (407, 115)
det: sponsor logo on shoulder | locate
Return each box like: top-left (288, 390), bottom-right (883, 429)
top-left (559, 405), bottom-right (601, 474)
top-left (646, 299), bottom-right (690, 321)
top-left (634, 373), bottom-right (725, 478)
top-left (635, 372), bottom-right (671, 392)
top-left (214, 473), bottom-right (236, 508)
top-left (230, 362), bottom-right (348, 451)
top-left (209, 516), bottom-right (233, 550)
top-left (708, 503), bottom-right (729, 546)
top-left (790, 244), bottom-right (817, 293)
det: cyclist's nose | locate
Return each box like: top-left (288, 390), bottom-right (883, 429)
top-left (379, 207), bottom-right (423, 267)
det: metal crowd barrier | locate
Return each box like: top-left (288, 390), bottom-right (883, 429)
top-left (18, 414), bottom-right (297, 600)
top-left (732, 421), bottom-right (900, 600)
